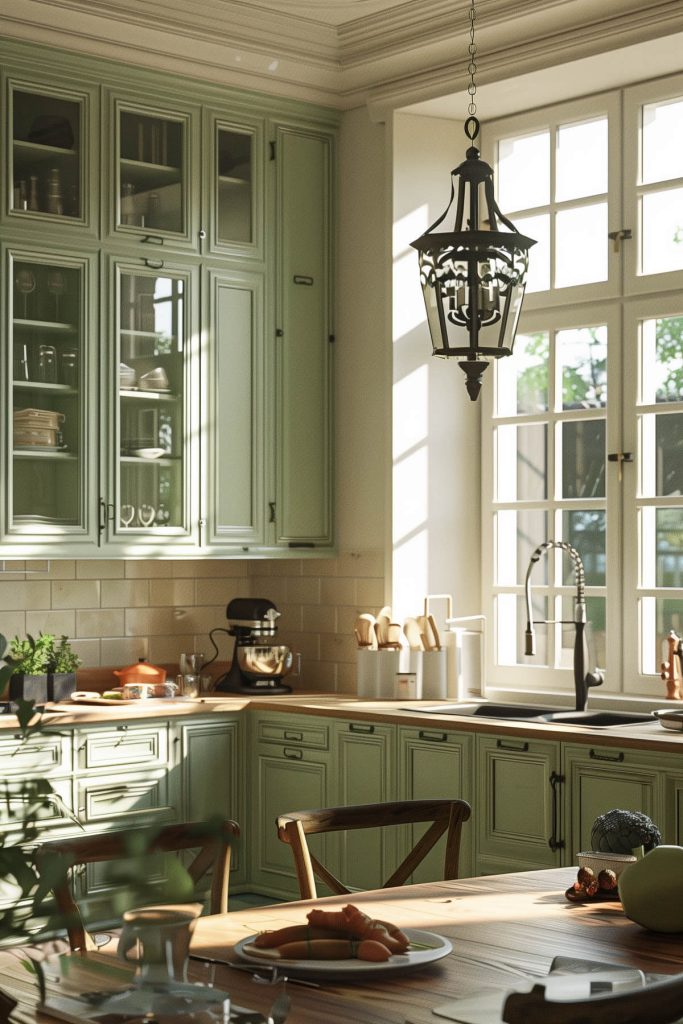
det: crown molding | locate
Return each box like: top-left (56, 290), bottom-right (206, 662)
top-left (1, 0), bottom-right (682, 114)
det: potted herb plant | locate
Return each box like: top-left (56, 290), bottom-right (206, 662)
top-left (0, 632), bottom-right (81, 704)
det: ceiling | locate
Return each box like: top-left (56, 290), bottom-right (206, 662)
top-left (3, 1), bottom-right (683, 116)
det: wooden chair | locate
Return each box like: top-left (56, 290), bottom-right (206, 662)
top-left (35, 818), bottom-right (239, 952)
top-left (503, 971), bottom-right (683, 1024)
top-left (276, 799), bottom-right (471, 900)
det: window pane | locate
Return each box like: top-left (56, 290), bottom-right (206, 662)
top-left (641, 315), bottom-right (683, 404)
top-left (496, 509), bottom-right (549, 585)
top-left (497, 331), bottom-right (549, 416)
top-left (656, 413), bottom-right (683, 496)
top-left (497, 424), bottom-right (548, 501)
top-left (497, 131), bottom-right (550, 212)
top-left (562, 510), bottom-right (606, 585)
top-left (641, 596), bottom-right (683, 674)
top-left (657, 508), bottom-right (683, 587)
top-left (561, 419), bottom-right (605, 498)
top-left (555, 203), bottom-right (608, 287)
top-left (557, 325), bottom-right (607, 410)
top-left (642, 97), bottom-right (683, 185)
top-left (497, 593), bottom-right (548, 665)
top-left (556, 118), bottom-right (608, 201)
top-left (515, 214), bottom-right (550, 293)
top-left (641, 187), bottom-right (683, 275)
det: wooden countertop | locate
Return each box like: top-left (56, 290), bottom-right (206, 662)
top-left (2, 691), bottom-right (682, 753)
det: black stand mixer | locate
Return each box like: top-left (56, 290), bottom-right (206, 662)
top-left (212, 598), bottom-right (293, 694)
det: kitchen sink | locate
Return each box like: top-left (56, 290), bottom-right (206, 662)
top-left (540, 710), bottom-right (654, 727)
top-left (413, 702), bottom-right (654, 728)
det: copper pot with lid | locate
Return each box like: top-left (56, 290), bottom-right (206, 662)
top-left (113, 657), bottom-right (167, 686)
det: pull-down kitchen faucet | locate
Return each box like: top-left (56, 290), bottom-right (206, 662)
top-left (524, 540), bottom-right (604, 711)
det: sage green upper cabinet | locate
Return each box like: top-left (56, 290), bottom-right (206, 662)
top-left (107, 92), bottom-right (200, 251)
top-left (203, 267), bottom-right (266, 550)
top-left (563, 743), bottom-right (664, 860)
top-left (3, 242), bottom-right (99, 551)
top-left (102, 256), bottom-right (200, 549)
top-left (273, 124), bottom-right (333, 548)
top-left (205, 111), bottom-right (264, 259)
top-left (476, 733), bottom-right (563, 874)
top-left (3, 72), bottom-right (98, 238)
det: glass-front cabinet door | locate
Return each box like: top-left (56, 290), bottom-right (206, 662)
top-left (206, 112), bottom-right (262, 258)
top-left (108, 260), bottom-right (199, 547)
top-left (5, 76), bottom-right (97, 233)
top-left (4, 246), bottom-right (96, 547)
top-left (111, 96), bottom-right (198, 248)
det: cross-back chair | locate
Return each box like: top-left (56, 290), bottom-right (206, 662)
top-left (276, 798), bottom-right (471, 900)
top-left (35, 818), bottom-right (239, 951)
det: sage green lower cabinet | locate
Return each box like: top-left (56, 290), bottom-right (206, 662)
top-left (177, 716), bottom-right (245, 885)
top-left (330, 720), bottom-right (396, 893)
top-left (662, 767), bottom-right (683, 845)
top-left (249, 713), bottom-right (331, 899)
top-left (563, 743), bottom-right (664, 860)
top-left (475, 733), bottom-right (563, 874)
top-left (397, 725), bottom-right (473, 880)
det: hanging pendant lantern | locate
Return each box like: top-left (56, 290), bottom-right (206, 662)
top-left (410, 1), bottom-right (536, 401)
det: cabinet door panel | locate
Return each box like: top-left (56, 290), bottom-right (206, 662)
top-left (398, 727), bottom-right (473, 880)
top-left (205, 269), bottom-right (265, 548)
top-left (275, 126), bottom-right (333, 547)
top-left (476, 734), bottom-right (562, 873)
top-left (331, 722), bottom-right (396, 892)
top-left (564, 744), bottom-right (663, 859)
top-left (206, 112), bottom-right (263, 258)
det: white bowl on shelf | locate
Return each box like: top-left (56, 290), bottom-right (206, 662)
top-left (132, 447), bottom-right (166, 459)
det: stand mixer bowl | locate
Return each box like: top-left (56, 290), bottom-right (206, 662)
top-left (237, 645), bottom-right (293, 680)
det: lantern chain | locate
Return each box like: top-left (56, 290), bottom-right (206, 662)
top-left (467, 0), bottom-right (477, 117)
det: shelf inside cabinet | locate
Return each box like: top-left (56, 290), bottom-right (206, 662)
top-left (119, 388), bottom-right (176, 401)
top-left (218, 175), bottom-right (249, 187)
top-left (13, 381), bottom-right (76, 395)
top-left (13, 139), bottom-right (77, 166)
top-left (120, 158), bottom-right (179, 185)
top-left (120, 454), bottom-right (175, 465)
top-left (13, 448), bottom-right (76, 460)
top-left (13, 318), bottom-right (75, 332)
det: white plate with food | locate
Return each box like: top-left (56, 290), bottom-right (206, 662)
top-left (234, 928), bottom-right (451, 978)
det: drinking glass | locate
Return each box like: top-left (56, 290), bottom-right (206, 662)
top-left (15, 269), bottom-right (36, 319)
top-left (120, 504), bottom-right (135, 527)
top-left (179, 652), bottom-right (205, 675)
top-left (138, 504), bottom-right (156, 527)
top-left (46, 270), bottom-right (66, 320)
top-left (36, 345), bottom-right (58, 384)
top-left (60, 348), bottom-right (78, 388)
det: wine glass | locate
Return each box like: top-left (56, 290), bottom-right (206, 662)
top-left (138, 504), bottom-right (156, 528)
top-left (120, 504), bottom-right (135, 527)
top-left (15, 269), bottom-right (36, 320)
top-left (46, 271), bottom-right (66, 321)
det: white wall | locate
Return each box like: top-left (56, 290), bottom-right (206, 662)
top-left (391, 112), bottom-right (482, 627)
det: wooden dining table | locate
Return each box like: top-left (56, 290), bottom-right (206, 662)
top-left (2, 866), bottom-right (683, 1024)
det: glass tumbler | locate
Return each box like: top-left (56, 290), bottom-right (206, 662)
top-left (36, 344), bottom-right (58, 383)
top-left (179, 653), bottom-right (205, 676)
top-left (60, 348), bottom-right (78, 387)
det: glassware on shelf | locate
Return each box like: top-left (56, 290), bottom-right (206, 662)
top-left (138, 504), bottom-right (156, 527)
top-left (120, 504), bottom-right (135, 527)
top-left (60, 348), bottom-right (78, 388)
top-left (121, 182), bottom-right (136, 225)
top-left (46, 270), bottom-right (66, 320)
top-left (13, 342), bottom-right (30, 382)
top-left (13, 179), bottom-right (28, 211)
top-left (15, 269), bottom-right (36, 319)
top-left (28, 175), bottom-right (40, 212)
top-left (36, 344), bottom-right (58, 384)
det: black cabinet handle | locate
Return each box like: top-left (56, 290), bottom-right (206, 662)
top-left (548, 771), bottom-right (565, 851)
top-left (590, 749), bottom-right (625, 763)
top-left (496, 738), bottom-right (529, 752)
top-left (350, 723), bottom-right (374, 734)
top-left (418, 730), bottom-right (447, 742)
top-left (283, 731), bottom-right (303, 742)
top-left (283, 748), bottom-right (303, 760)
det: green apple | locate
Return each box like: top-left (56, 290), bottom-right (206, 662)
top-left (618, 845), bottom-right (683, 932)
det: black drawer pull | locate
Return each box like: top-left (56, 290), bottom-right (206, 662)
top-left (283, 731), bottom-right (303, 742)
top-left (590, 749), bottom-right (625, 763)
top-left (350, 723), bottom-right (374, 734)
top-left (496, 738), bottom-right (529, 752)
top-left (116, 725), bottom-right (129, 732)
top-left (142, 235), bottom-right (164, 245)
top-left (284, 748), bottom-right (303, 760)
top-left (419, 730), bottom-right (447, 742)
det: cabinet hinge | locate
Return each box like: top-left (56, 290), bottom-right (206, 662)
top-left (329, 334), bottom-right (336, 343)
top-left (268, 501), bottom-right (276, 523)
top-left (275, 328), bottom-right (284, 338)
top-left (269, 141), bottom-right (276, 161)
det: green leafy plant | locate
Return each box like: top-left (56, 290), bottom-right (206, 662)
top-left (0, 632), bottom-right (81, 691)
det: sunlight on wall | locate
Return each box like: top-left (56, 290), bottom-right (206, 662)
top-left (392, 206), bottom-right (428, 341)
top-left (392, 363), bottom-right (429, 621)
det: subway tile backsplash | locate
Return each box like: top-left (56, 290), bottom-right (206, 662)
top-left (0, 553), bottom-right (385, 694)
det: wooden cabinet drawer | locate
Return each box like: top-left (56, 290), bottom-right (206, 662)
top-left (75, 771), bottom-right (177, 825)
top-left (75, 725), bottom-right (169, 771)
top-left (255, 716), bottom-right (329, 750)
top-left (0, 732), bottom-right (69, 777)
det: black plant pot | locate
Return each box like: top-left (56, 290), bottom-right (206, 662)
top-left (9, 672), bottom-right (76, 703)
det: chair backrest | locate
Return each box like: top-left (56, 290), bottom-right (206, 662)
top-left (276, 799), bottom-right (471, 900)
top-left (35, 818), bottom-right (239, 951)
top-left (503, 972), bottom-right (683, 1024)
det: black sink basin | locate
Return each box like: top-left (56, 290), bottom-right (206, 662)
top-left (541, 710), bottom-right (654, 727)
top-left (413, 703), bottom-right (654, 728)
